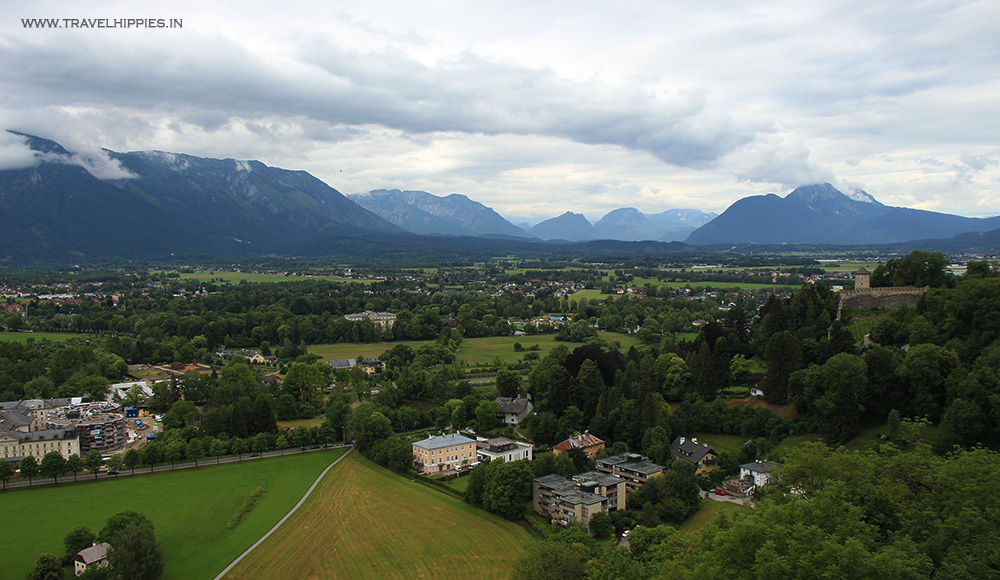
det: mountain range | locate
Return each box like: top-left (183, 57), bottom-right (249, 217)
top-left (2, 133), bottom-right (999, 261)
top-left (685, 183), bottom-right (1000, 245)
top-left (348, 189), bottom-right (532, 238)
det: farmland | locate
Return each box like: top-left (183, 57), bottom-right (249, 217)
top-left (307, 332), bottom-right (643, 368)
top-left (224, 452), bottom-right (534, 580)
top-left (0, 449), bottom-right (345, 580)
top-left (0, 331), bottom-right (87, 343)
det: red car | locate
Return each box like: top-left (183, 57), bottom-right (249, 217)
top-left (713, 489), bottom-right (727, 496)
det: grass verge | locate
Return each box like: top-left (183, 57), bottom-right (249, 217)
top-left (0, 449), bottom-right (345, 580)
top-left (224, 452), bottom-right (534, 580)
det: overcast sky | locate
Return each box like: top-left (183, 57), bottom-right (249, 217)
top-left (2, 0), bottom-right (998, 223)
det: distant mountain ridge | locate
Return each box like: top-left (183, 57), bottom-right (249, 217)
top-left (686, 183), bottom-right (1000, 245)
top-left (530, 207), bottom-right (716, 241)
top-left (349, 189), bottom-right (533, 238)
top-left (0, 132), bottom-right (401, 259)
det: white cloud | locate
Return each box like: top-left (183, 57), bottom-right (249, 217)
top-left (1, 0), bottom-right (999, 218)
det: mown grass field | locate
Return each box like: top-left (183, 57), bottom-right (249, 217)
top-left (224, 452), bottom-right (534, 580)
top-left (0, 449), bottom-right (345, 580)
top-left (0, 331), bottom-right (88, 343)
top-left (680, 500), bottom-right (747, 535)
top-left (309, 333), bottom-right (642, 368)
top-left (689, 433), bottom-right (748, 455)
top-left (455, 332), bottom-right (642, 367)
top-left (309, 340), bottom-right (435, 361)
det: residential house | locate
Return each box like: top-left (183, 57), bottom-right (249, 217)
top-left (360, 359), bottom-right (386, 374)
top-left (553, 432), bottom-right (605, 460)
top-left (595, 452), bottom-right (664, 492)
top-left (412, 433), bottom-right (477, 474)
top-left (344, 310), bottom-right (396, 329)
top-left (495, 392), bottom-right (533, 426)
top-left (669, 436), bottom-right (717, 476)
top-left (476, 437), bottom-right (533, 464)
top-left (739, 460), bottom-right (782, 489)
top-left (533, 472), bottom-right (626, 527)
top-left (328, 358), bottom-right (357, 370)
top-left (74, 542), bottom-right (111, 577)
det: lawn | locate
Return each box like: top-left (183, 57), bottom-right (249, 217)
top-left (0, 331), bottom-right (87, 343)
top-left (309, 340), bottom-right (435, 361)
top-left (689, 433), bottom-right (749, 456)
top-left (770, 433), bottom-right (825, 459)
top-left (276, 417), bottom-right (325, 430)
top-left (309, 333), bottom-right (642, 368)
top-left (0, 449), bottom-right (346, 580)
top-left (680, 500), bottom-right (747, 535)
top-left (455, 332), bottom-right (642, 367)
top-left (224, 452), bottom-right (534, 580)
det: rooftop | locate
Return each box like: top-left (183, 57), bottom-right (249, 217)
top-left (412, 433), bottom-right (475, 451)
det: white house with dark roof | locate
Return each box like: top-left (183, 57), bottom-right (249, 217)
top-left (495, 392), bottom-right (533, 425)
top-left (739, 460), bottom-right (783, 488)
top-left (411, 433), bottom-right (477, 474)
top-left (74, 542), bottom-right (111, 576)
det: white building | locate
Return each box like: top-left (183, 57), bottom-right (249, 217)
top-left (476, 437), bottom-right (533, 463)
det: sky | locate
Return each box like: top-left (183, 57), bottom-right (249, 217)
top-left (2, 0), bottom-right (999, 224)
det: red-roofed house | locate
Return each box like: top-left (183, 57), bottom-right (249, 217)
top-left (553, 432), bottom-right (605, 460)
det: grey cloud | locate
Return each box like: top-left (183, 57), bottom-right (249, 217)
top-left (1, 31), bottom-right (756, 168)
top-left (961, 153), bottom-right (998, 171)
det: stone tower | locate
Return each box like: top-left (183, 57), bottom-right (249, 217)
top-left (854, 267), bottom-right (870, 290)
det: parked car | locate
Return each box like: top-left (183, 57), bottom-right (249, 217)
top-left (107, 469), bottom-right (119, 475)
top-left (621, 529), bottom-right (631, 538)
top-left (714, 489), bottom-right (727, 496)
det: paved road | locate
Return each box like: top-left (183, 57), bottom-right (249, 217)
top-left (1, 443), bottom-right (351, 491)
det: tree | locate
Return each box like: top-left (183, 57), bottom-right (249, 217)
top-left (496, 367), bottom-right (522, 398)
top-left (20, 455), bottom-right (39, 485)
top-left (99, 511), bottom-right (155, 543)
top-left (107, 524), bottom-right (164, 580)
top-left (123, 448), bottom-right (141, 475)
top-left (476, 399), bottom-right (500, 431)
top-left (232, 438), bottom-right (249, 460)
top-left (763, 331), bottom-right (802, 404)
top-left (482, 459), bottom-right (534, 519)
top-left (39, 451), bottom-right (67, 483)
top-left (85, 449), bottom-right (104, 480)
top-left (588, 511), bottom-right (614, 538)
top-left (63, 526), bottom-right (96, 565)
top-left (0, 459), bottom-right (13, 490)
top-left (275, 434), bottom-right (289, 455)
top-left (28, 553), bottom-right (62, 580)
top-left (141, 441), bottom-right (163, 472)
top-left (105, 454), bottom-right (124, 475)
top-left (164, 439), bottom-right (185, 468)
top-left (66, 453), bottom-right (85, 482)
top-left (187, 438), bottom-right (206, 467)
top-left (209, 438), bottom-right (227, 463)
top-left (511, 542), bottom-right (587, 580)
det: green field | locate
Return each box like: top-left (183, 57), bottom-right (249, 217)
top-left (0, 331), bottom-right (87, 343)
top-left (276, 417), bottom-right (324, 430)
top-left (0, 449), bottom-right (346, 580)
top-left (455, 332), bottom-right (642, 367)
top-left (680, 500), bottom-right (747, 534)
top-left (689, 433), bottom-right (749, 456)
top-left (309, 333), bottom-right (642, 368)
top-left (225, 452), bottom-right (534, 580)
top-left (309, 340), bottom-right (435, 361)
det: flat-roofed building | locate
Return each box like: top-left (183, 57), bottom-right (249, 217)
top-left (412, 433), bottom-right (477, 474)
top-left (476, 437), bottom-right (533, 463)
top-left (533, 472), bottom-right (626, 527)
top-left (595, 452), bottom-right (664, 492)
